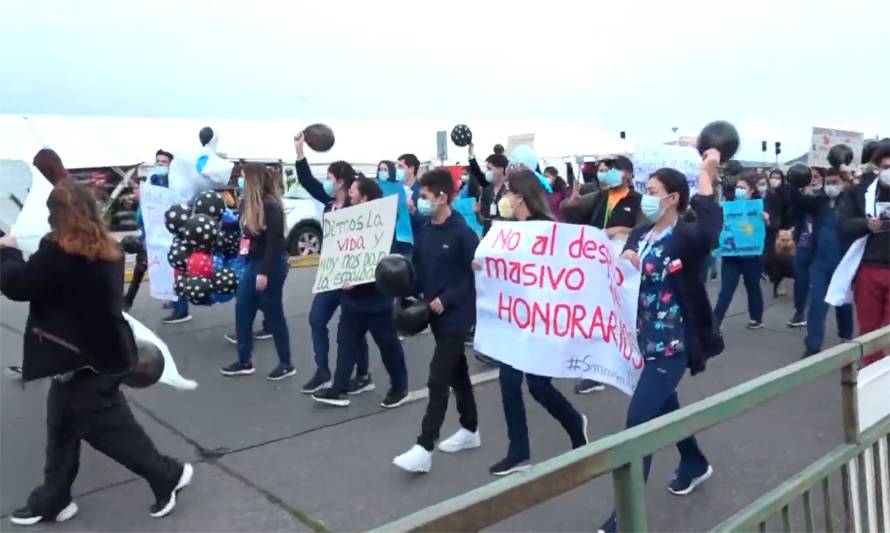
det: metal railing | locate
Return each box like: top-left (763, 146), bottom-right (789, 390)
top-left (374, 326), bottom-right (890, 532)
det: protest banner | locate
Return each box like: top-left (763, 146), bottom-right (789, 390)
top-left (632, 144), bottom-right (701, 195)
top-left (808, 127), bottom-right (864, 168)
top-left (452, 197), bottom-right (483, 236)
top-left (313, 195), bottom-right (397, 293)
top-left (474, 221), bottom-right (643, 395)
top-left (140, 184), bottom-right (177, 300)
top-left (719, 199), bottom-right (766, 257)
top-left (378, 179), bottom-right (413, 244)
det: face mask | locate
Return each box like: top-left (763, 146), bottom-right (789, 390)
top-left (735, 188), bottom-right (749, 200)
top-left (640, 194), bottom-right (664, 222)
top-left (461, 174), bottom-right (469, 184)
top-left (395, 168), bottom-right (406, 182)
top-left (377, 170), bottom-right (389, 181)
top-left (154, 165), bottom-right (169, 177)
top-left (237, 177), bottom-right (245, 190)
top-left (757, 185), bottom-right (768, 196)
top-left (497, 195), bottom-right (514, 219)
top-left (597, 169), bottom-right (623, 188)
top-left (769, 178), bottom-right (781, 189)
top-left (824, 184), bottom-right (842, 198)
top-left (484, 170), bottom-right (495, 183)
top-left (879, 169), bottom-right (890, 186)
top-left (323, 180), bottom-right (337, 197)
top-left (417, 198), bottom-right (435, 217)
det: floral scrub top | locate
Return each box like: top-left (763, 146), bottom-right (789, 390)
top-left (637, 228), bottom-right (685, 358)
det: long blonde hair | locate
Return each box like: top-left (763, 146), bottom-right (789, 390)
top-left (240, 163), bottom-right (282, 235)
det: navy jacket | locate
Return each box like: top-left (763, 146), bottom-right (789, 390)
top-left (625, 194), bottom-right (724, 375)
top-left (415, 211), bottom-right (479, 337)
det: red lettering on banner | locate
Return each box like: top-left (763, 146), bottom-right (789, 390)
top-left (607, 310), bottom-right (618, 346)
top-left (568, 226), bottom-right (604, 259)
top-left (336, 236), bottom-right (366, 252)
top-left (553, 304), bottom-right (571, 337)
top-left (532, 300), bottom-right (551, 334)
top-left (571, 305), bottom-right (590, 339)
top-left (497, 292), bottom-right (511, 321)
top-left (493, 227), bottom-right (521, 251)
top-left (591, 306), bottom-right (607, 340)
top-left (514, 297), bottom-right (531, 329)
top-left (564, 268), bottom-right (584, 291)
top-left (487, 259), bottom-right (587, 292)
top-left (531, 224), bottom-right (558, 256)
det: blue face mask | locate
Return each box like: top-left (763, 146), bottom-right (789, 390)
top-left (824, 184), bottom-right (842, 198)
top-left (154, 165), bottom-right (169, 177)
top-left (641, 194), bottom-right (664, 222)
top-left (395, 168), bottom-right (406, 182)
top-left (597, 169), bottom-right (623, 188)
top-left (323, 180), bottom-right (336, 197)
top-left (417, 197), bottom-right (435, 217)
top-left (735, 188), bottom-right (749, 200)
top-left (377, 170), bottom-right (389, 181)
top-left (237, 177), bottom-right (245, 189)
top-left (484, 170), bottom-right (495, 183)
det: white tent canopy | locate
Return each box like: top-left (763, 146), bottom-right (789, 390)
top-left (0, 114), bottom-right (635, 170)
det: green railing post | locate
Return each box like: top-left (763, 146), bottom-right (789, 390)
top-left (613, 458), bottom-right (647, 531)
top-left (841, 362), bottom-right (860, 445)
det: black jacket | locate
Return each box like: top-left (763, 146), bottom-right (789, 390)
top-left (415, 212), bottom-right (479, 337)
top-left (0, 239), bottom-right (136, 382)
top-left (467, 157), bottom-right (507, 235)
top-left (246, 198), bottom-right (286, 275)
top-left (295, 157), bottom-right (357, 214)
top-left (840, 172), bottom-right (889, 267)
top-left (560, 187), bottom-right (643, 230)
top-left (624, 194), bottom-right (724, 375)
top-left (764, 184), bottom-right (794, 231)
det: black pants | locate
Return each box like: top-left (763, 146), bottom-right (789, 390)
top-left (417, 335), bottom-right (478, 451)
top-left (27, 373), bottom-right (182, 516)
top-left (124, 245), bottom-right (148, 308)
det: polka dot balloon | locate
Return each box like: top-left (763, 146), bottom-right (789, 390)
top-left (167, 238), bottom-right (191, 270)
top-left (181, 214), bottom-right (219, 251)
top-left (164, 204), bottom-right (192, 236)
top-left (213, 267), bottom-right (238, 295)
top-left (183, 275), bottom-right (213, 305)
top-left (192, 190), bottom-right (225, 221)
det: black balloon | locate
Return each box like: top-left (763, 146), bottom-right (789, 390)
top-left (787, 164), bottom-right (813, 189)
top-left (493, 143), bottom-right (505, 155)
top-left (375, 254), bottom-right (415, 298)
top-left (124, 341), bottom-right (165, 388)
top-left (164, 204), bottom-right (192, 235)
top-left (392, 297), bottom-right (431, 337)
top-left (216, 230), bottom-right (240, 257)
top-left (193, 190), bottom-right (225, 220)
top-left (304, 123), bottom-right (336, 152)
top-left (167, 238), bottom-right (190, 270)
top-left (827, 144), bottom-right (854, 169)
top-left (182, 214), bottom-right (219, 251)
top-left (183, 275), bottom-right (213, 305)
top-left (120, 235), bottom-right (142, 255)
top-left (451, 124), bottom-right (473, 147)
top-left (697, 121), bottom-right (740, 163)
top-left (213, 267), bottom-right (238, 295)
top-left (173, 274), bottom-right (188, 297)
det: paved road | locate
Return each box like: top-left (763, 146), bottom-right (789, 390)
top-left (0, 268), bottom-right (852, 532)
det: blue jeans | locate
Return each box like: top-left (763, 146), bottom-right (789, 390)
top-left (627, 354), bottom-right (708, 481)
top-left (793, 246), bottom-right (813, 315)
top-left (236, 255), bottom-right (291, 368)
top-left (172, 297), bottom-right (189, 316)
top-left (498, 363), bottom-right (585, 461)
top-left (309, 290), bottom-right (368, 375)
top-left (713, 256), bottom-right (764, 325)
top-left (805, 261), bottom-right (854, 354)
top-left (333, 309), bottom-right (407, 394)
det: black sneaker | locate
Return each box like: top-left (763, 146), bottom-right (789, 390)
top-left (597, 515), bottom-right (618, 533)
top-left (8, 365), bottom-right (22, 375)
top-left (346, 373), bottom-right (375, 395)
top-left (668, 464), bottom-right (713, 496)
top-left (380, 388), bottom-right (409, 409)
top-left (746, 321), bottom-right (765, 330)
top-left (267, 365), bottom-right (297, 381)
top-left (464, 333), bottom-right (475, 347)
top-left (162, 312), bottom-right (192, 324)
top-left (787, 313), bottom-right (806, 328)
top-left (301, 369), bottom-right (332, 394)
top-left (220, 362), bottom-right (255, 377)
top-left (312, 388), bottom-right (350, 407)
top-left (10, 502), bottom-right (78, 526)
top-left (489, 457), bottom-right (530, 476)
top-left (149, 463), bottom-right (193, 518)
top-left (574, 379), bottom-right (605, 394)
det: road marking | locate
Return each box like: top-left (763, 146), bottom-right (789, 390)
top-left (403, 368), bottom-right (500, 404)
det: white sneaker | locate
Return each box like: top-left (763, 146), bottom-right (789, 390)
top-left (438, 428), bottom-right (481, 453)
top-left (392, 445), bottom-right (432, 473)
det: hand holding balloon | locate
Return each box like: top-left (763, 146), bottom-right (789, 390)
top-left (294, 132), bottom-right (306, 161)
top-left (698, 148), bottom-right (720, 196)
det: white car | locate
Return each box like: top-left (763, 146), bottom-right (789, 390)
top-left (282, 184), bottom-right (324, 256)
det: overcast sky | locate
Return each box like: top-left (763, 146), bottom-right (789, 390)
top-left (1, 0), bottom-right (887, 161)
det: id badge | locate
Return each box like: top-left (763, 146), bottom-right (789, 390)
top-left (239, 237), bottom-right (250, 256)
top-left (489, 202), bottom-right (498, 216)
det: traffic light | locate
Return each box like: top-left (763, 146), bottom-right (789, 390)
top-left (775, 142), bottom-right (782, 156)
top-left (761, 140), bottom-right (767, 152)
top-left (620, 131), bottom-right (626, 139)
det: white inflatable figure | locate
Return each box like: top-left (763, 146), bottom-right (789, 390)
top-left (0, 160), bottom-right (197, 390)
top-left (168, 127), bottom-right (234, 205)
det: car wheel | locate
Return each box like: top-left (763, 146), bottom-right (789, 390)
top-left (288, 225), bottom-right (322, 256)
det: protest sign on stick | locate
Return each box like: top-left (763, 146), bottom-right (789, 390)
top-left (140, 184), bottom-right (177, 300)
top-left (474, 221), bottom-right (643, 395)
top-left (313, 195), bottom-right (397, 293)
top-left (718, 199), bottom-right (765, 257)
top-left (632, 144), bottom-right (701, 195)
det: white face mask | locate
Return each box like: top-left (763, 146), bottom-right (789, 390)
top-left (880, 168), bottom-right (890, 187)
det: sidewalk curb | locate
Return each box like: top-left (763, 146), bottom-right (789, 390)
top-left (124, 256), bottom-right (320, 283)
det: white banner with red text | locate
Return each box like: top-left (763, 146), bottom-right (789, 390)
top-left (473, 221), bottom-right (643, 395)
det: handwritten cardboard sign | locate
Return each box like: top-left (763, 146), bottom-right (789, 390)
top-left (312, 195), bottom-right (397, 293)
top-left (719, 199), bottom-right (765, 257)
top-left (474, 221), bottom-right (643, 395)
top-left (140, 184), bottom-right (177, 300)
top-left (632, 144), bottom-right (701, 195)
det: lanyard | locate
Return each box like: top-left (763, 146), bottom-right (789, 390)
top-left (638, 225), bottom-right (674, 260)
